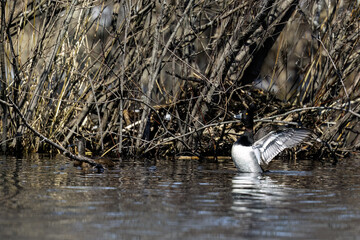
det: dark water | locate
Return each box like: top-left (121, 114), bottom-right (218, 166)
top-left (1, 154), bottom-right (360, 240)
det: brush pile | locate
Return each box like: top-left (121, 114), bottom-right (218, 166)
top-left (0, 0), bottom-right (359, 160)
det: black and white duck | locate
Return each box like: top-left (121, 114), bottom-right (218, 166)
top-left (231, 107), bottom-right (311, 173)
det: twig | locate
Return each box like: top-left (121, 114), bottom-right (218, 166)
top-left (138, 0), bottom-right (195, 147)
top-left (0, 98), bottom-right (104, 171)
top-left (315, 36), bottom-right (350, 102)
top-left (26, 0), bottom-right (79, 122)
top-left (260, 106), bottom-right (360, 121)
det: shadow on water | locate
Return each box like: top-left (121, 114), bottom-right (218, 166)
top-left (0, 154), bottom-right (360, 239)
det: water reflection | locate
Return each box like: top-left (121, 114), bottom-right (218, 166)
top-left (0, 155), bottom-right (23, 204)
top-left (231, 170), bottom-right (312, 211)
top-left (231, 165), bottom-right (360, 239)
top-left (231, 173), bottom-right (299, 238)
top-left (232, 173), bottom-right (286, 212)
top-left (1, 154), bottom-right (360, 239)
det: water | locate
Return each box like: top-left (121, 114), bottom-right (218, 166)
top-left (0, 154), bottom-right (360, 240)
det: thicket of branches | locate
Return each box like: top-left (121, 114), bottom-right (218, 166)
top-left (0, 0), bottom-right (359, 160)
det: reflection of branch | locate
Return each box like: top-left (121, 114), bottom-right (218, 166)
top-left (0, 98), bottom-right (103, 171)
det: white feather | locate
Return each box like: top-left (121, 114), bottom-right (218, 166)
top-left (254, 129), bottom-right (310, 165)
top-left (232, 129), bottom-right (310, 172)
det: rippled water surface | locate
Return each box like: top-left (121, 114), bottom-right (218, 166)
top-left (1, 154), bottom-right (360, 239)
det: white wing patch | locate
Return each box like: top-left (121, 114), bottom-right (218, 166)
top-left (253, 129), bottom-right (310, 165)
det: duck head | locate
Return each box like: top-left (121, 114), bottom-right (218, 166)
top-left (234, 105), bottom-right (256, 130)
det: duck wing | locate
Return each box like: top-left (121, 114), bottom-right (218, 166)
top-left (253, 129), bottom-right (311, 165)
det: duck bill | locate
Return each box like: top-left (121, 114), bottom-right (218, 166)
top-left (234, 113), bottom-right (243, 120)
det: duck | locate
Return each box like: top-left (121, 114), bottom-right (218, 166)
top-left (231, 107), bottom-right (311, 173)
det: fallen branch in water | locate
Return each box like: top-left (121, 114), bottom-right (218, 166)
top-left (0, 98), bottom-right (104, 171)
